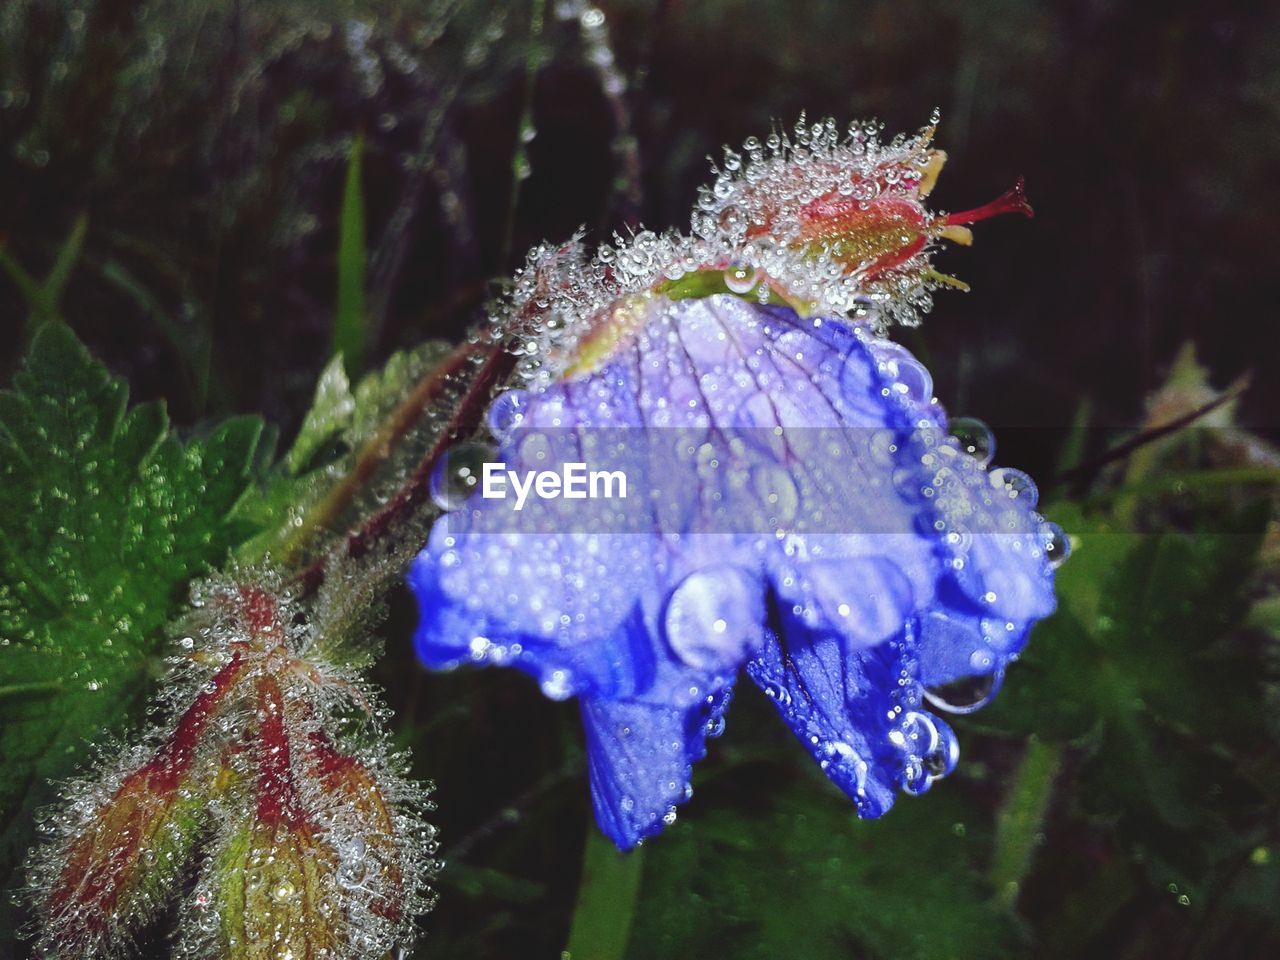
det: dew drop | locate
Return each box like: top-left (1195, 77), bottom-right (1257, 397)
top-left (750, 463), bottom-right (799, 525)
top-left (540, 669), bottom-right (574, 700)
top-left (723, 264), bottom-right (759, 295)
top-left (663, 566), bottom-right (763, 670)
top-left (487, 390), bottom-right (528, 441)
top-left (430, 441), bottom-right (497, 510)
top-left (892, 357), bottom-right (933, 404)
top-left (923, 667), bottom-right (1003, 714)
top-left (948, 416), bottom-right (995, 468)
top-left (989, 467), bottom-right (1038, 507)
top-left (1043, 522), bottom-right (1071, 569)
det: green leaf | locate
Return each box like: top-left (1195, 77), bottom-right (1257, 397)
top-left (41, 213), bottom-right (90, 316)
top-left (0, 213), bottom-right (88, 342)
top-left (0, 323), bottom-right (263, 895)
top-left (287, 355), bottom-right (359, 476)
top-left (989, 737), bottom-right (1062, 910)
top-left (625, 761), bottom-right (1015, 960)
top-left (974, 500), bottom-right (1271, 890)
top-left (234, 341), bottom-right (453, 566)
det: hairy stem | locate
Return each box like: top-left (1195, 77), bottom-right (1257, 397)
top-left (295, 339), bottom-right (515, 596)
top-left (279, 337), bottom-right (487, 571)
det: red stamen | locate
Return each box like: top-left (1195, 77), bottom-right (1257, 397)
top-left (945, 177), bottom-right (1033, 225)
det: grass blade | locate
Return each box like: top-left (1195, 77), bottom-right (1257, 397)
top-left (334, 133), bottom-right (368, 378)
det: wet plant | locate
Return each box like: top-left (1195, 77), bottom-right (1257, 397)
top-left (2, 3), bottom-right (1279, 959)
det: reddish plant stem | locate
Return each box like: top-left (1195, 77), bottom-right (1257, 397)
top-left (1052, 376), bottom-right (1251, 488)
top-left (280, 337), bottom-right (488, 569)
top-left (296, 339), bottom-right (516, 597)
top-left (151, 651), bottom-right (247, 792)
top-left (254, 675), bottom-right (304, 827)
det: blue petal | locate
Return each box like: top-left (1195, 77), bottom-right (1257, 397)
top-left (408, 294), bottom-right (1060, 845)
top-left (582, 688), bottom-right (732, 849)
top-left (747, 617), bottom-right (959, 817)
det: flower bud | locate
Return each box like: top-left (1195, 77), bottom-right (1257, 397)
top-left (183, 676), bottom-right (434, 960)
top-left (195, 816), bottom-right (341, 960)
top-left (30, 654), bottom-right (246, 957)
top-left (305, 730), bottom-right (418, 929)
top-left (741, 139), bottom-right (1031, 289)
top-left (187, 676), bottom-right (339, 959)
top-left (690, 116), bottom-right (1034, 324)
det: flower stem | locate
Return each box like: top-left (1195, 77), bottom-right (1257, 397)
top-left (294, 339), bottom-right (513, 595)
top-left (989, 736), bottom-right (1061, 911)
top-left (1052, 374), bottom-right (1249, 489)
top-left (562, 826), bottom-right (644, 960)
top-left (279, 338), bottom-right (482, 569)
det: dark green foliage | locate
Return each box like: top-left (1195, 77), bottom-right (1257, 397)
top-left (232, 341), bottom-right (454, 567)
top-left (981, 509), bottom-right (1270, 815)
top-left (969, 501), bottom-right (1280, 954)
top-left (626, 764), bottom-right (1015, 960)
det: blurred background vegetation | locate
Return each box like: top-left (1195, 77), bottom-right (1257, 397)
top-left (1, 1), bottom-right (1278, 957)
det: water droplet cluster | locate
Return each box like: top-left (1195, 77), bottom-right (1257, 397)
top-left (689, 113), bottom-right (951, 327)
top-left (484, 113), bottom-right (999, 392)
top-left (24, 568), bottom-right (438, 960)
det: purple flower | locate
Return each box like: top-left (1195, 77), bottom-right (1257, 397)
top-left (409, 293), bottom-right (1062, 849)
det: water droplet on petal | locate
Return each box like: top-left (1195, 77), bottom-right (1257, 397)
top-left (430, 441), bottom-right (497, 510)
top-left (1043, 522), bottom-right (1071, 569)
top-left (487, 390), bottom-right (528, 441)
top-left (923, 667), bottom-right (1004, 714)
top-left (891, 357), bottom-right (933, 404)
top-left (664, 566), bottom-right (764, 670)
top-left (948, 416), bottom-right (995, 468)
top-left (750, 463), bottom-right (799, 525)
top-left (923, 721), bottom-right (959, 777)
top-left (540, 668), bottom-right (574, 700)
top-left (988, 466), bottom-right (1038, 507)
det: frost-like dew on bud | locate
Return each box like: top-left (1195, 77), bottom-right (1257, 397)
top-left (24, 569), bottom-right (437, 959)
top-left (482, 115), bottom-right (1034, 396)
